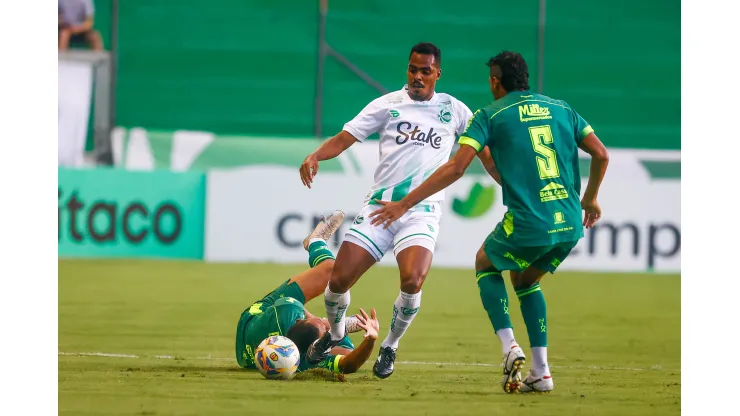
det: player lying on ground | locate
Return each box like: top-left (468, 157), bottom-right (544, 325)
top-left (369, 51), bottom-right (609, 393)
top-left (299, 42), bottom-right (499, 379)
top-left (235, 211), bottom-right (380, 375)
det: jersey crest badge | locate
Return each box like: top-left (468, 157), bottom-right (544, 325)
top-left (438, 103), bottom-right (452, 124)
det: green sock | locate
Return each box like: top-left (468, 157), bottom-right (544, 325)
top-left (308, 241), bottom-right (335, 268)
top-left (476, 268), bottom-right (512, 332)
top-left (516, 282), bottom-right (547, 347)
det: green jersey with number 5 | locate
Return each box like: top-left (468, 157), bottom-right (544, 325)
top-left (459, 91), bottom-right (593, 246)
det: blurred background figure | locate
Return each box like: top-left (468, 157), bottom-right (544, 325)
top-left (58, 0), bottom-right (104, 51)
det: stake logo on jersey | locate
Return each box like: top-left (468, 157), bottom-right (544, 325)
top-left (342, 85), bottom-right (473, 205)
top-left (395, 122), bottom-right (443, 149)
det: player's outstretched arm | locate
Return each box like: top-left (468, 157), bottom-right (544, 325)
top-left (299, 131), bottom-right (359, 188)
top-left (370, 145), bottom-right (478, 229)
top-left (336, 308), bottom-right (379, 374)
top-left (578, 132), bottom-right (609, 228)
top-left (477, 146), bottom-right (501, 186)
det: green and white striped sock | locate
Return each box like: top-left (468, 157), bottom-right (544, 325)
top-left (516, 282), bottom-right (547, 348)
top-left (308, 241), bottom-right (335, 268)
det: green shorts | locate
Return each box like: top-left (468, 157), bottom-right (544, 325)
top-left (251, 279), bottom-right (307, 308)
top-left (483, 223), bottom-right (578, 274)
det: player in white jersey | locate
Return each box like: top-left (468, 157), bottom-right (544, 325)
top-left (299, 43), bottom-right (499, 378)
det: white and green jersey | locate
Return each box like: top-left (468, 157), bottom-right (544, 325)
top-left (343, 85), bottom-right (473, 206)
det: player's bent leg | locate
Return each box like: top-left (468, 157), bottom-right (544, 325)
top-left (307, 207), bottom-right (393, 365)
top-left (395, 244), bottom-right (433, 294)
top-left (289, 211), bottom-right (345, 303)
top-left (372, 243), bottom-right (432, 379)
top-left (516, 241), bottom-right (576, 392)
top-left (329, 238), bottom-right (379, 293)
top-left (326, 240), bottom-right (377, 341)
top-left (511, 266), bottom-right (552, 391)
top-left (474, 244), bottom-right (526, 393)
top-left (306, 240), bottom-right (377, 364)
top-left (475, 245), bottom-right (516, 349)
top-left (288, 260), bottom-right (334, 304)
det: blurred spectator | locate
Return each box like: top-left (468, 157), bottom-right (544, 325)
top-left (58, 0), bottom-right (103, 51)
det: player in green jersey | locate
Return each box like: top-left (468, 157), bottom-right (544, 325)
top-left (368, 51), bottom-right (609, 394)
top-left (236, 211), bottom-right (380, 376)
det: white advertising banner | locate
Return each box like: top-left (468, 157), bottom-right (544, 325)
top-left (58, 60), bottom-right (93, 167)
top-left (205, 144), bottom-right (680, 273)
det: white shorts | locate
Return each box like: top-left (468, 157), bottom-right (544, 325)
top-left (344, 202), bottom-right (442, 262)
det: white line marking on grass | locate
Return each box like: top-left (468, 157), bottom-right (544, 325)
top-left (398, 360), bottom-right (497, 367)
top-left (58, 352), bottom-right (673, 372)
top-left (59, 352), bottom-right (139, 358)
top-left (400, 361), bottom-right (667, 372)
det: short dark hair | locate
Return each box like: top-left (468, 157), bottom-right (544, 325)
top-left (487, 51), bottom-right (529, 92)
top-left (409, 42), bottom-right (441, 64)
top-left (286, 321), bottom-right (321, 356)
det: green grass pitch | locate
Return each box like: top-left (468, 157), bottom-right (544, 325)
top-left (59, 260), bottom-right (680, 415)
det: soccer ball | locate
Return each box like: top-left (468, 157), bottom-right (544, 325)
top-left (255, 335), bottom-right (300, 380)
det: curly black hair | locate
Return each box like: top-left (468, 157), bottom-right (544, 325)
top-left (410, 42), bottom-right (441, 64)
top-left (286, 320), bottom-right (321, 356)
top-left (487, 51), bottom-right (529, 92)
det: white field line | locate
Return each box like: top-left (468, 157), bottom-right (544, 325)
top-left (58, 352), bottom-right (674, 373)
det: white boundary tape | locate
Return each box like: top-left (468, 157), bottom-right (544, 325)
top-left (58, 352), bottom-right (674, 373)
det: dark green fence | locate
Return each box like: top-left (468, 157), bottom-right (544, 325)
top-left (92, 0), bottom-right (679, 149)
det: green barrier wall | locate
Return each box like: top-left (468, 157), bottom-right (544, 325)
top-left (92, 0), bottom-right (679, 149)
top-left (58, 168), bottom-right (206, 259)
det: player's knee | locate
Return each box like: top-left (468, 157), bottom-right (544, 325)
top-left (328, 276), bottom-right (350, 294)
top-left (400, 270), bottom-right (426, 294)
top-left (512, 278), bottom-right (530, 291)
top-left (475, 249), bottom-right (491, 271)
top-left (328, 265), bottom-right (354, 293)
top-left (514, 268), bottom-right (544, 290)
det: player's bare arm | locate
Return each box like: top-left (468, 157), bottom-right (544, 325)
top-left (303, 308), bottom-right (318, 320)
top-left (300, 131), bottom-right (359, 188)
top-left (477, 146), bottom-right (502, 185)
top-left (337, 308), bottom-right (379, 374)
top-left (370, 144), bottom-right (478, 229)
top-left (578, 132), bottom-right (609, 228)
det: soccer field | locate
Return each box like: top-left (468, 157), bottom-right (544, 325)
top-left (58, 260), bottom-right (680, 415)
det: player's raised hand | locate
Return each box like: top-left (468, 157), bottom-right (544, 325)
top-left (581, 198), bottom-right (602, 229)
top-left (299, 154), bottom-right (320, 189)
top-left (369, 200), bottom-right (408, 230)
top-left (355, 308), bottom-right (379, 340)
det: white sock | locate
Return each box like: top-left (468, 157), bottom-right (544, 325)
top-left (531, 347), bottom-right (550, 377)
top-left (496, 328), bottom-right (518, 354)
top-left (381, 291), bottom-right (421, 350)
top-left (324, 285), bottom-right (350, 341)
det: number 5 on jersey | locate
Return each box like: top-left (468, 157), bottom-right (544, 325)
top-left (529, 125), bottom-right (560, 179)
